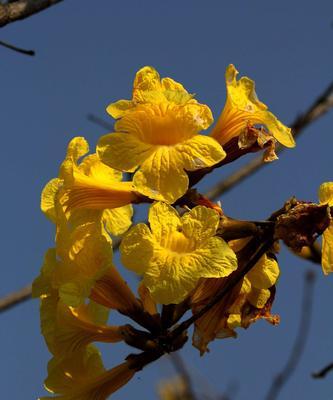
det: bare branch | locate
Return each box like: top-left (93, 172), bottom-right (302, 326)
top-left (87, 113), bottom-right (113, 131)
top-left (205, 81), bottom-right (333, 200)
top-left (0, 284), bottom-right (32, 312)
top-left (0, 0), bottom-right (64, 28)
top-left (312, 362), bottom-right (333, 379)
top-left (0, 38), bottom-right (34, 55)
top-left (265, 271), bottom-right (316, 400)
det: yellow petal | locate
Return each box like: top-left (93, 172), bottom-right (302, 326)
top-left (53, 301), bottom-right (123, 356)
top-left (174, 135), bottom-right (225, 171)
top-left (41, 178), bottom-right (63, 222)
top-left (319, 182), bottom-right (333, 206)
top-left (143, 247), bottom-right (201, 304)
top-left (247, 288), bottom-right (271, 309)
top-left (102, 206), bottom-right (133, 236)
top-left (90, 267), bottom-right (141, 313)
top-left (97, 132), bottom-right (155, 173)
top-left (106, 99), bottom-right (135, 119)
top-left (191, 237), bottom-right (238, 279)
top-left (246, 254), bottom-right (280, 289)
top-left (120, 223), bottom-right (154, 274)
top-left (134, 146), bottom-right (189, 203)
top-left (322, 225), bottom-right (333, 275)
top-left (148, 202), bottom-right (181, 243)
top-left (181, 206), bottom-right (220, 243)
top-left (33, 248), bottom-right (58, 298)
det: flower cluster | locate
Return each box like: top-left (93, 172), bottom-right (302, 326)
top-left (34, 66), bottom-right (332, 399)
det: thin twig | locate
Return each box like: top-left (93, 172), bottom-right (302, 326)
top-left (312, 362), bottom-right (333, 379)
top-left (0, 0), bottom-right (64, 28)
top-left (0, 284), bottom-right (32, 312)
top-left (169, 353), bottom-right (198, 400)
top-left (205, 81), bottom-right (333, 200)
top-left (265, 271), bottom-right (316, 400)
top-left (0, 39), bottom-right (34, 55)
top-left (87, 113), bottom-right (113, 131)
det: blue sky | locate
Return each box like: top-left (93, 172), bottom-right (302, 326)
top-left (0, 0), bottom-right (333, 399)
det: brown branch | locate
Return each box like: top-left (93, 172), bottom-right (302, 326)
top-left (205, 81), bottom-right (333, 200)
top-left (87, 113), bottom-right (113, 131)
top-left (0, 284), bottom-right (32, 312)
top-left (0, 38), bottom-right (34, 55)
top-left (265, 271), bottom-right (316, 400)
top-left (312, 362), bottom-right (333, 379)
top-left (0, 0), bottom-right (64, 28)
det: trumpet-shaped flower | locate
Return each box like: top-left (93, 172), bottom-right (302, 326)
top-left (318, 182), bottom-right (333, 274)
top-left (120, 202), bottom-right (237, 304)
top-left (41, 136), bottom-right (135, 236)
top-left (39, 346), bottom-right (135, 400)
top-left (97, 66), bottom-right (226, 204)
top-left (33, 219), bottom-right (114, 307)
top-left (210, 65), bottom-right (295, 150)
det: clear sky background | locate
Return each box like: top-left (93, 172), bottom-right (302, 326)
top-left (0, 1), bottom-right (333, 399)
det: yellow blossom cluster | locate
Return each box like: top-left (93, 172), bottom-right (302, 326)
top-left (34, 65), bottom-right (333, 399)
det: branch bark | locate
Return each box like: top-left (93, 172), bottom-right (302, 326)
top-left (0, 0), bottom-right (64, 27)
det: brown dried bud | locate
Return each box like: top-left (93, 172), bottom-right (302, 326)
top-left (275, 202), bottom-right (330, 251)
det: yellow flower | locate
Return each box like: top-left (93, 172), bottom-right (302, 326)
top-left (318, 182), bottom-right (333, 274)
top-left (33, 219), bottom-right (114, 307)
top-left (210, 64), bottom-right (295, 149)
top-left (120, 202), bottom-right (237, 304)
top-left (190, 251), bottom-right (280, 354)
top-left (41, 136), bottom-right (135, 236)
top-left (39, 291), bottom-right (125, 357)
top-left (97, 66), bottom-right (226, 204)
top-left (39, 346), bottom-right (135, 400)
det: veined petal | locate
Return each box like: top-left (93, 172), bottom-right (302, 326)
top-left (246, 254), bottom-right (280, 289)
top-left (174, 135), bottom-right (225, 171)
top-left (62, 181), bottom-right (136, 213)
top-left (90, 267), bottom-right (141, 313)
top-left (143, 248), bottom-right (202, 304)
top-left (97, 132), bottom-right (155, 173)
top-left (190, 237), bottom-right (238, 279)
top-left (319, 182), bottom-right (333, 206)
top-left (55, 222), bottom-right (113, 307)
top-left (106, 99), bottom-right (135, 119)
top-left (148, 202), bottom-right (181, 244)
top-left (41, 178), bottom-right (63, 222)
top-left (43, 345), bottom-right (105, 395)
top-left (60, 137), bottom-right (89, 181)
top-left (33, 248), bottom-right (58, 298)
top-left (134, 146), bottom-right (189, 203)
top-left (53, 301), bottom-right (124, 356)
top-left (102, 206), bottom-right (133, 236)
top-left (138, 283), bottom-right (157, 315)
top-left (248, 288), bottom-right (271, 309)
top-left (181, 206), bottom-right (220, 243)
top-left (322, 225), bottom-right (333, 275)
top-left (120, 223), bottom-right (154, 274)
